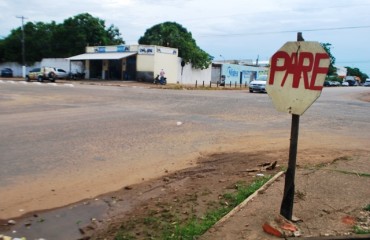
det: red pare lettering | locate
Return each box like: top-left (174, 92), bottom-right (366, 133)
top-left (310, 53), bottom-right (330, 91)
top-left (269, 51), bottom-right (290, 85)
top-left (269, 51), bottom-right (329, 90)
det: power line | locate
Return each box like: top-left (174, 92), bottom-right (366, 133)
top-left (337, 60), bottom-right (370, 64)
top-left (198, 25), bottom-right (370, 38)
top-left (180, 3), bottom-right (370, 23)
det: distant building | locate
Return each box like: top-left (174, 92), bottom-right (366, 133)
top-left (211, 62), bottom-right (268, 85)
top-left (1, 46), bottom-right (268, 86)
top-left (68, 45), bottom-right (179, 83)
top-left (335, 65), bottom-right (347, 78)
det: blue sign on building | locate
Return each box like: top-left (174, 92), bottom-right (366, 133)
top-left (221, 63), bottom-right (265, 85)
top-left (117, 45), bottom-right (127, 52)
top-left (97, 47), bottom-right (106, 53)
top-left (227, 66), bottom-right (239, 77)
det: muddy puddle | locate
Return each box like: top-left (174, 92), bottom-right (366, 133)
top-left (1, 198), bottom-right (108, 239)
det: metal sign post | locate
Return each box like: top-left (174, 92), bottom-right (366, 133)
top-left (280, 113), bottom-right (299, 220)
top-left (279, 33), bottom-right (303, 220)
top-left (266, 32), bottom-right (330, 220)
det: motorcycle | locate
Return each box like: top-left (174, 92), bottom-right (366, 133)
top-left (67, 71), bottom-right (85, 80)
top-left (154, 74), bottom-right (167, 85)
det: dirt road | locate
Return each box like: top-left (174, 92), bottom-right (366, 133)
top-left (0, 81), bottom-right (369, 239)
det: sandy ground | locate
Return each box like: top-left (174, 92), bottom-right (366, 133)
top-left (200, 153), bottom-right (370, 240)
top-left (0, 81), bottom-right (369, 239)
top-left (3, 135), bottom-right (366, 239)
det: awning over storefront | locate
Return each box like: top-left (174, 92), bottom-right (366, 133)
top-left (67, 52), bottom-right (137, 60)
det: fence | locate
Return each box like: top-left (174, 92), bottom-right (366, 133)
top-left (194, 80), bottom-right (249, 89)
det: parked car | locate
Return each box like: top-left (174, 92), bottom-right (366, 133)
top-left (331, 81), bottom-right (340, 86)
top-left (25, 67), bottom-right (57, 82)
top-left (249, 75), bottom-right (267, 93)
top-left (324, 81), bottom-right (340, 87)
top-left (53, 68), bottom-right (68, 79)
top-left (1, 68), bottom-right (13, 77)
top-left (364, 79), bottom-right (370, 87)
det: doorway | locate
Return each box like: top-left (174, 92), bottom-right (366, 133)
top-left (90, 60), bottom-right (103, 79)
top-left (108, 60), bottom-right (122, 80)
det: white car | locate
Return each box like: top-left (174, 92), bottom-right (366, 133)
top-left (249, 75), bottom-right (267, 93)
top-left (364, 79), bottom-right (370, 87)
top-left (54, 68), bottom-right (68, 79)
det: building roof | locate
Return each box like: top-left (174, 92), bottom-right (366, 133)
top-left (67, 52), bottom-right (137, 60)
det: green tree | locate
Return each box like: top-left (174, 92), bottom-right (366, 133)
top-left (0, 21), bottom-right (54, 63)
top-left (138, 22), bottom-right (213, 69)
top-left (27, 22), bottom-right (58, 62)
top-left (54, 13), bottom-right (124, 57)
top-left (0, 29), bottom-right (21, 62)
top-left (0, 40), bottom-right (4, 62)
top-left (320, 43), bottom-right (369, 82)
top-left (0, 13), bottom-right (124, 64)
top-left (345, 66), bottom-right (369, 82)
top-left (320, 43), bottom-right (336, 76)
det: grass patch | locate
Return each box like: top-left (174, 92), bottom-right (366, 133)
top-left (352, 204), bottom-right (370, 235)
top-left (364, 204), bottom-right (370, 211)
top-left (279, 165), bottom-right (288, 172)
top-left (114, 176), bottom-right (271, 240)
top-left (329, 169), bottom-right (370, 177)
top-left (354, 225), bottom-right (370, 234)
top-left (153, 83), bottom-right (248, 91)
top-left (305, 156), bottom-right (353, 170)
top-left (163, 176), bottom-right (271, 239)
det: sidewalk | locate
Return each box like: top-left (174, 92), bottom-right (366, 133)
top-left (2, 77), bottom-right (156, 88)
top-left (200, 154), bottom-right (370, 240)
top-left (1, 77), bottom-right (246, 90)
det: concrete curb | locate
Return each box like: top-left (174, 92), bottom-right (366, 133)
top-left (212, 171), bottom-right (285, 228)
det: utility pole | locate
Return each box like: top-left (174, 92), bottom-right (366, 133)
top-left (16, 16), bottom-right (27, 77)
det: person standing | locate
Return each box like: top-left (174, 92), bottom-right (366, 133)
top-left (160, 69), bottom-right (165, 81)
top-left (159, 69), bottom-right (166, 84)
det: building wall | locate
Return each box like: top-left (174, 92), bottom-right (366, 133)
top-left (136, 46), bottom-right (155, 82)
top-left (83, 44), bottom-right (179, 82)
top-left (102, 60), bottom-right (109, 79)
top-left (154, 46), bottom-right (178, 84)
top-left (221, 63), bottom-right (268, 85)
top-left (178, 59), bottom-right (212, 85)
top-left (0, 59), bottom-right (82, 77)
top-left (211, 65), bottom-right (221, 83)
top-left (0, 62), bottom-right (39, 77)
top-left (137, 55), bottom-right (155, 71)
top-left (41, 58), bottom-right (83, 73)
top-left (335, 65), bottom-right (347, 78)
top-left (85, 60), bottom-right (90, 79)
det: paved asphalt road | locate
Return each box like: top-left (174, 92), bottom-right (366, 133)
top-left (0, 80), bottom-right (369, 219)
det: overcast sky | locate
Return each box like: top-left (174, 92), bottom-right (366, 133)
top-left (1, 0), bottom-right (370, 75)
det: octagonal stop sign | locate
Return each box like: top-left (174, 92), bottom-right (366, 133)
top-left (266, 41), bottom-right (330, 115)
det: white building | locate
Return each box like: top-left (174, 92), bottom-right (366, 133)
top-left (67, 45), bottom-right (179, 83)
top-left (211, 62), bottom-right (268, 85)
